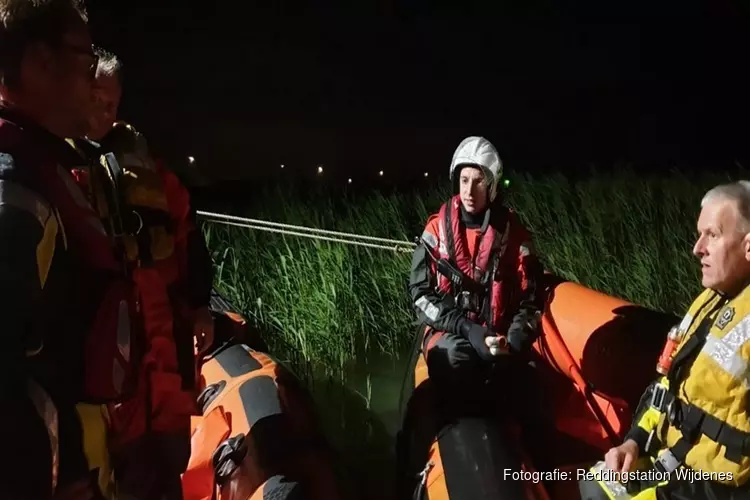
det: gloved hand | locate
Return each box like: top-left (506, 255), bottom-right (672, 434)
top-left (506, 311), bottom-right (542, 355)
top-left (458, 319), bottom-right (495, 361)
top-left (507, 323), bottom-right (533, 355)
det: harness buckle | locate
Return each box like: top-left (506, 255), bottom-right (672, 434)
top-left (456, 290), bottom-right (481, 314)
top-left (654, 448), bottom-right (681, 473)
top-left (650, 383), bottom-right (668, 412)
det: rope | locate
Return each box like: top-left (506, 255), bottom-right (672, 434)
top-left (198, 210), bottom-right (411, 245)
top-left (197, 210), bottom-right (417, 253)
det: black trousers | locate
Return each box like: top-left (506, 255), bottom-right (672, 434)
top-left (113, 430), bottom-right (191, 500)
top-left (0, 389), bottom-right (90, 500)
top-left (425, 332), bottom-right (555, 471)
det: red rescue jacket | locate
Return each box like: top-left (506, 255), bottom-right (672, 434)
top-left (0, 113), bottom-right (137, 405)
top-left (73, 123), bottom-right (211, 449)
top-left (408, 194), bottom-right (544, 355)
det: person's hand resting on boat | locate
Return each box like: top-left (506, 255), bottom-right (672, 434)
top-left (604, 439), bottom-right (639, 474)
top-left (458, 318), bottom-right (507, 360)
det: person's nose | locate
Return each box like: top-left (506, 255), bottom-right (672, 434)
top-left (693, 235), bottom-right (705, 258)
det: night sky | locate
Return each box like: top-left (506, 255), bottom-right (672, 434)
top-left (87, 1), bottom-right (750, 185)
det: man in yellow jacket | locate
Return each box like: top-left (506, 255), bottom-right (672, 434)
top-left (579, 181), bottom-right (750, 499)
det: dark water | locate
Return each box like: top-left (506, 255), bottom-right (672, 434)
top-left (340, 350), bottom-right (413, 435)
top-left (306, 346), bottom-right (415, 500)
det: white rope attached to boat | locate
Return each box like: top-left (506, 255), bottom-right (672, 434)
top-left (197, 210), bottom-right (418, 253)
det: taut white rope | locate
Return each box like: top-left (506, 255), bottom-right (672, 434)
top-left (197, 210), bottom-right (417, 253)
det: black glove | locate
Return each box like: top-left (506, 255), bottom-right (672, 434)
top-left (458, 318), bottom-right (495, 361)
top-left (506, 330), bottom-right (526, 354)
top-left (506, 314), bottom-right (539, 355)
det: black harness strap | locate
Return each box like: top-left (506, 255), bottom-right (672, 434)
top-left (667, 296), bottom-right (725, 389)
top-left (444, 202), bottom-right (457, 264)
top-left (676, 400), bottom-right (750, 464)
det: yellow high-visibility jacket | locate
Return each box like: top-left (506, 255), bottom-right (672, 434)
top-left (625, 286), bottom-right (750, 487)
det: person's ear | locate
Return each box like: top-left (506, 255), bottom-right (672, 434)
top-left (742, 232), bottom-right (750, 262)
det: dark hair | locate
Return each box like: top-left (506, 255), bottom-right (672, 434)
top-left (94, 46), bottom-right (122, 84)
top-left (0, 0), bottom-right (88, 89)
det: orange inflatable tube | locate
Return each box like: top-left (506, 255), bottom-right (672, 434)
top-left (181, 343), bottom-right (341, 500)
top-left (399, 349), bottom-right (548, 500)
top-left (536, 278), bottom-right (676, 452)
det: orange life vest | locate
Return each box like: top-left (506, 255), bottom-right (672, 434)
top-left (431, 194), bottom-right (530, 335)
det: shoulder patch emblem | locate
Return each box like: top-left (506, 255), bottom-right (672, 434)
top-left (715, 306), bottom-right (735, 330)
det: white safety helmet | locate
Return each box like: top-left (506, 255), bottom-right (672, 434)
top-left (449, 136), bottom-right (503, 202)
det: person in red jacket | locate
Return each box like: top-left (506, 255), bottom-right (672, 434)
top-left (0, 2), bottom-right (137, 499)
top-left (407, 136), bottom-right (552, 464)
top-left (409, 135), bottom-right (545, 385)
top-left (80, 47), bottom-right (215, 499)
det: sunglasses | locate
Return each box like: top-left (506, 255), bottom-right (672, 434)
top-left (58, 42), bottom-right (99, 77)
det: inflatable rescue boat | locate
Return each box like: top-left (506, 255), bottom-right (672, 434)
top-left (396, 276), bottom-right (679, 500)
top-left (181, 291), bottom-right (341, 500)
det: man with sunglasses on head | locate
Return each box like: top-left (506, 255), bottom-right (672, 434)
top-left (0, 1), bottom-right (136, 499)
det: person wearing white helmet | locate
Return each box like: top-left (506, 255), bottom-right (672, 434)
top-left (407, 136), bottom-right (545, 415)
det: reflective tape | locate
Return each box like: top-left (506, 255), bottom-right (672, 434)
top-left (27, 380), bottom-right (58, 492)
top-left (420, 231), bottom-right (437, 250)
top-left (702, 315), bottom-right (750, 386)
top-left (416, 296), bottom-right (439, 321)
top-left (590, 461), bottom-right (631, 499)
top-left (0, 179), bottom-right (51, 226)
